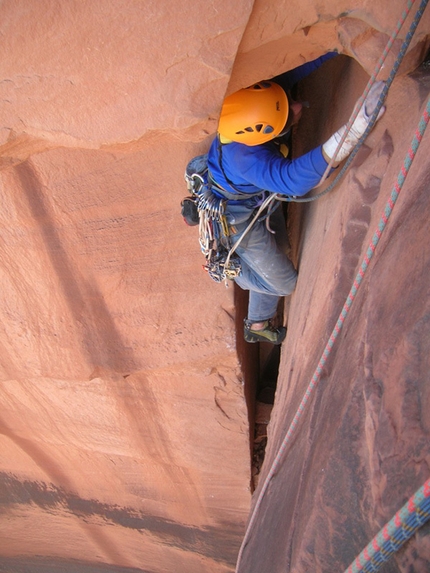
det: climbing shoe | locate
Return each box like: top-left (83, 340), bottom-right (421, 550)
top-left (244, 320), bottom-right (287, 345)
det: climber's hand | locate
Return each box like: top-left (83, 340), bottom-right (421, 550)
top-left (365, 80), bottom-right (386, 119)
top-left (351, 80), bottom-right (386, 139)
top-left (322, 80), bottom-right (386, 163)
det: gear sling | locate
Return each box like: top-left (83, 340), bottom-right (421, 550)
top-left (182, 153), bottom-right (243, 283)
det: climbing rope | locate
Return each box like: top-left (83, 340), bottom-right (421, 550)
top-left (278, 0), bottom-right (429, 203)
top-left (344, 478), bottom-right (430, 573)
top-left (235, 92), bottom-right (430, 572)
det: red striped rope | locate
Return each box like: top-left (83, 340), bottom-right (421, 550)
top-left (344, 478), bottom-right (430, 573)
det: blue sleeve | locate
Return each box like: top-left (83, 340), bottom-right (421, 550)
top-left (230, 144), bottom-right (329, 197)
top-left (209, 140), bottom-right (329, 198)
top-left (271, 52), bottom-right (338, 91)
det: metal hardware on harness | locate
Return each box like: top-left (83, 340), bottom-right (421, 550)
top-left (204, 249), bottom-right (242, 283)
top-left (196, 186), bottom-right (227, 221)
top-left (187, 178), bottom-right (242, 284)
top-left (186, 173), bottom-right (205, 195)
top-left (184, 155), bottom-right (247, 284)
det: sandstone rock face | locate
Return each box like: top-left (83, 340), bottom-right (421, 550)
top-left (0, 1), bottom-right (429, 573)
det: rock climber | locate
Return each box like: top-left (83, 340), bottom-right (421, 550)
top-left (207, 53), bottom-right (386, 344)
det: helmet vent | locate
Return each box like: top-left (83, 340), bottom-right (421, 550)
top-left (235, 124), bottom-right (274, 136)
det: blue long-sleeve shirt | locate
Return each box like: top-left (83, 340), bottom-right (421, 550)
top-left (208, 139), bottom-right (328, 197)
top-left (208, 53), bottom-right (337, 199)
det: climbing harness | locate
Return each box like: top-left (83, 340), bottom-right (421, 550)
top-left (183, 142), bottom-right (285, 285)
top-left (184, 154), bottom-right (242, 283)
top-left (234, 0), bottom-right (430, 563)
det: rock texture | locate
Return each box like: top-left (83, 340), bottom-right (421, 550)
top-left (0, 1), bottom-right (429, 573)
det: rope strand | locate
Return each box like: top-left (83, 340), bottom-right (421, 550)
top-left (344, 478), bottom-right (430, 573)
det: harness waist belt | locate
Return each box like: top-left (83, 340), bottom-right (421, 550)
top-left (208, 172), bottom-right (258, 201)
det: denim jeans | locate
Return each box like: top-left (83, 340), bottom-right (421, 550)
top-left (227, 202), bottom-right (297, 322)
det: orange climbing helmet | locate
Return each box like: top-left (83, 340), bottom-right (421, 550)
top-left (218, 81), bottom-right (289, 146)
